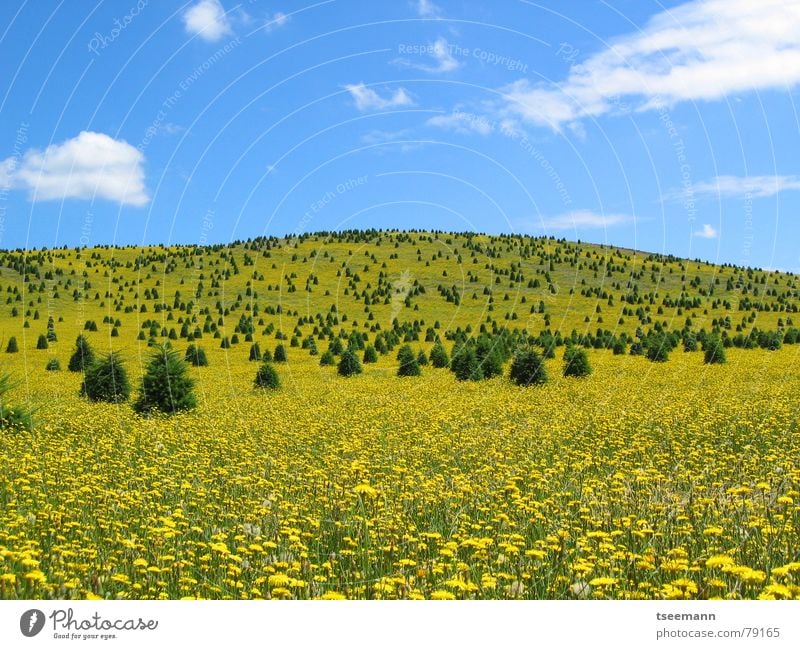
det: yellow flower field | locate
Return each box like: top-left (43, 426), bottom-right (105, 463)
top-left (1, 348), bottom-right (798, 600)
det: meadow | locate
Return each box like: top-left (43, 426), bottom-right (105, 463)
top-left (0, 230), bottom-right (798, 600)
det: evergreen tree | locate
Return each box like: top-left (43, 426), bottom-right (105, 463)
top-left (703, 336), bottom-right (727, 364)
top-left (249, 343), bottom-right (262, 362)
top-left (362, 345), bottom-right (378, 363)
top-left (397, 345), bottom-right (421, 377)
top-left (430, 340), bottom-right (450, 368)
top-left (68, 334), bottom-right (95, 372)
top-left (509, 349), bottom-right (548, 386)
top-left (5, 337), bottom-right (18, 353)
top-left (273, 344), bottom-right (287, 362)
top-left (337, 349), bottom-right (362, 377)
top-left (185, 344), bottom-right (209, 367)
top-left (254, 360), bottom-right (280, 389)
top-left (134, 346), bottom-right (197, 415)
top-left (36, 334), bottom-right (48, 350)
top-left (451, 346), bottom-right (482, 381)
top-left (563, 345), bottom-right (592, 378)
top-left (81, 352), bottom-right (131, 403)
top-left (0, 373), bottom-right (33, 430)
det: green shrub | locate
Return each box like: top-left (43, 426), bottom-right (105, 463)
top-left (185, 344), bottom-right (209, 367)
top-left (509, 349), bottom-right (548, 386)
top-left (320, 350), bottom-right (336, 366)
top-left (612, 339), bottom-right (627, 355)
top-left (249, 343), bottom-right (262, 362)
top-left (451, 346), bottom-right (482, 381)
top-left (68, 334), bottom-right (95, 372)
top-left (134, 346), bottom-right (197, 415)
top-left (362, 345), bottom-right (378, 363)
top-left (81, 352), bottom-right (131, 403)
top-left (0, 373), bottom-right (33, 430)
top-left (563, 345), bottom-right (592, 378)
top-left (397, 345), bottom-right (421, 377)
top-left (645, 334), bottom-right (671, 363)
top-left (430, 341), bottom-right (449, 368)
top-left (36, 334), bottom-right (48, 350)
top-left (703, 336), bottom-right (726, 364)
top-left (254, 361), bottom-right (280, 389)
top-left (45, 358), bottom-right (61, 371)
top-left (273, 344), bottom-right (287, 362)
top-left (337, 349), bottom-right (362, 377)
top-left (5, 337), bottom-right (18, 353)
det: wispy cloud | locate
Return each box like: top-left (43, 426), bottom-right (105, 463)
top-left (183, 0), bottom-right (232, 42)
top-left (415, 0), bottom-right (441, 17)
top-left (1, 131), bottom-right (148, 206)
top-left (426, 110), bottom-right (494, 135)
top-left (694, 223), bottom-right (718, 238)
top-left (344, 83), bottom-right (414, 111)
top-left (691, 174), bottom-right (800, 198)
top-left (265, 11), bottom-right (289, 31)
top-left (520, 210), bottom-right (633, 232)
top-left (499, 0), bottom-right (800, 131)
top-left (394, 37), bottom-right (460, 74)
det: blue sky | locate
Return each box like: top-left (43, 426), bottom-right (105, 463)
top-left (0, 0), bottom-right (799, 271)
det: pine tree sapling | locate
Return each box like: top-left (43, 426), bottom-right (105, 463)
top-left (81, 352), bottom-right (131, 403)
top-left (362, 345), bottom-right (378, 363)
top-left (563, 345), bottom-right (592, 378)
top-left (509, 349), bottom-right (548, 386)
top-left (5, 337), bottom-right (18, 353)
top-left (185, 344), bottom-right (209, 367)
top-left (337, 349), bottom-right (362, 377)
top-left (430, 340), bottom-right (449, 368)
top-left (68, 334), bottom-right (95, 372)
top-left (704, 336), bottom-right (727, 364)
top-left (397, 345), bottom-right (421, 377)
top-left (134, 346), bottom-right (197, 415)
top-left (254, 360), bottom-right (281, 389)
top-left (273, 344), bottom-right (287, 362)
top-left (451, 346), bottom-right (482, 381)
top-left (0, 373), bottom-right (33, 430)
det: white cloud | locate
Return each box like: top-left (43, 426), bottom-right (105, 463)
top-left (416, 0), bottom-right (441, 17)
top-left (183, 0), bottom-right (232, 42)
top-left (266, 11), bottom-right (289, 31)
top-left (344, 83), bottom-right (414, 111)
top-left (694, 223), bottom-right (718, 238)
top-left (500, 0), bottom-right (800, 130)
top-left (394, 37), bottom-right (460, 74)
top-left (1, 131), bottom-right (148, 206)
top-left (426, 110), bottom-right (494, 135)
top-left (692, 174), bottom-right (800, 198)
top-left (522, 210), bottom-right (633, 231)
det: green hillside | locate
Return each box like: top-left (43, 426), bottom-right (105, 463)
top-left (0, 230), bottom-right (795, 375)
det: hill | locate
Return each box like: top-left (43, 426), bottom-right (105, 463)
top-left (0, 229), bottom-right (796, 376)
